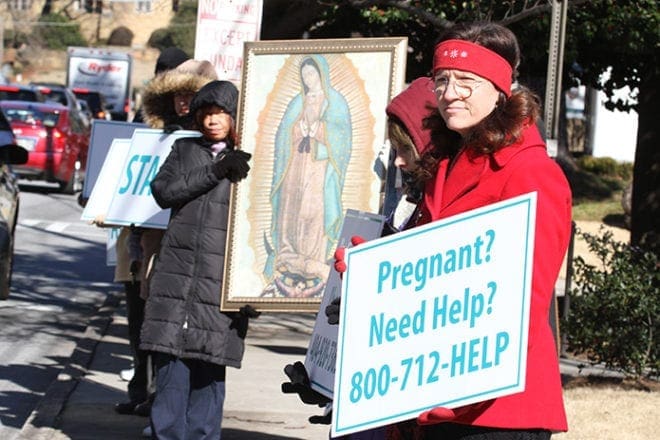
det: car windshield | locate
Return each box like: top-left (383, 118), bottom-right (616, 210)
top-left (42, 90), bottom-right (67, 105)
top-left (3, 107), bottom-right (60, 127)
top-left (0, 90), bottom-right (39, 101)
top-left (74, 92), bottom-right (101, 110)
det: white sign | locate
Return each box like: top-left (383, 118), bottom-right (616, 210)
top-left (83, 120), bottom-right (146, 199)
top-left (305, 210), bottom-right (385, 398)
top-left (332, 193), bottom-right (537, 437)
top-left (195, 0), bottom-right (263, 82)
top-left (106, 227), bottom-right (120, 266)
top-left (103, 129), bottom-right (200, 228)
top-left (81, 138), bottom-right (132, 222)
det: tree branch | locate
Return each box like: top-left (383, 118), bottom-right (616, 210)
top-left (344, 0), bottom-right (592, 29)
top-left (344, 0), bottom-right (454, 29)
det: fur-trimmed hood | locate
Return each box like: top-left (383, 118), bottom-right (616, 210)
top-left (141, 68), bottom-right (215, 128)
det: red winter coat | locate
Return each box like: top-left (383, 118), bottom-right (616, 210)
top-left (418, 124), bottom-right (571, 432)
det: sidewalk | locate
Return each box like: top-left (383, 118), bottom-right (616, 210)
top-left (17, 288), bottom-right (613, 440)
top-left (19, 291), bottom-right (331, 440)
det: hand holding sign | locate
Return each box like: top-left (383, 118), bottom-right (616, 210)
top-left (281, 361), bottom-right (331, 405)
top-left (417, 401), bottom-right (489, 425)
top-left (333, 235), bottom-right (367, 275)
top-left (212, 150), bottom-right (251, 182)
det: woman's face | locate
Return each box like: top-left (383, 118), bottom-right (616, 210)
top-left (173, 92), bottom-right (194, 117)
top-left (199, 105), bottom-right (232, 142)
top-left (433, 69), bottom-right (500, 137)
top-left (391, 142), bottom-right (418, 173)
top-left (301, 64), bottom-right (322, 91)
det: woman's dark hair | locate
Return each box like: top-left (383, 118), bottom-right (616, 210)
top-left (418, 22), bottom-right (542, 182)
top-left (299, 57), bottom-right (322, 95)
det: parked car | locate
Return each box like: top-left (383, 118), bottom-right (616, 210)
top-left (0, 109), bottom-right (28, 299)
top-left (72, 88), bottom-right (112, 120)
top-left (30, 82), bottom-right (92, 130)
top-left (0, 100), bottom-right (90, 194)
top-left (0, 83), bottom-right (46, 102)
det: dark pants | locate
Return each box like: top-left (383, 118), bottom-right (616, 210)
top-left (124, 281), bottom-right (150, 404)
top-left (422, 423), bottom-right (552, 439)
top-left (151, 353), bottom-right (226, 440)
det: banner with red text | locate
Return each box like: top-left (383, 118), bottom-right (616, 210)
top-left (195, 0), bottom-right (263, 83)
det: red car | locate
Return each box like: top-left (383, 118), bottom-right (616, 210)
top-left (0, 100), bottom-right (90, 193)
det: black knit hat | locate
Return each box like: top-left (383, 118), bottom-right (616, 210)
top-left (189, 80), bottom-right (238, 120)
top-left (154, 47), bottom-right (190, 75)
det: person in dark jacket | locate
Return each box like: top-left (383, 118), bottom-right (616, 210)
top-left (140, 80), bottom-right (255, 439)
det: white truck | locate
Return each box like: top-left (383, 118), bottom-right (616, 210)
top-left (66, 47), bottom-right (133, 121)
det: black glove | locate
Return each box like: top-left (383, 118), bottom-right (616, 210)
top-left (309, 410), bottom-right (331, 425)
top-left (281, 361), bottom-right (332, 405)
top-left (212, 150), bottom-right (252, 183)
top-left (163, 124), bottom-right (183, 134)
top-left (325, 297), bottom-right (340, 325)
top-left (239, 304), bottom-right (261, 318)
top-left (229, 304), bottom-right (259, 338)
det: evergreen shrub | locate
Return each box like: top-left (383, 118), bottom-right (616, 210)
top-left (563, 227), bottom-right (659, 380)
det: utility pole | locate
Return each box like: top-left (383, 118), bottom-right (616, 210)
top-left (543, 0), bottom-right (568, 157)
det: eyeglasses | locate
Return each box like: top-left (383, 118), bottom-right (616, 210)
top-left (433, 77), bottom-right (484, 99)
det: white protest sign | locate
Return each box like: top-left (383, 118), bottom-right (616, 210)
top-left (195, 0), bottom-right (263, 82)
top-left (305, 209), bottom-right (385, 398)
top-left (81, 138), bottom-right (132, 222)
top-left (82, 120), bottom-right (146, 199)
top-left (332, 193), bottom-right (537, 437)
top-left (103, 129), bottom-right (200, 228)
top-left (106, 227), bottom-right (120, 266)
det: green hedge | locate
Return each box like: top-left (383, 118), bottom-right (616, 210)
top-left (36, 14), bottom-right (87, 50)
top-left (563, 227), bottom-right (659, 380)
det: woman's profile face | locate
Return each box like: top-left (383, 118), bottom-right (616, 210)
top-left (433, 68), bottom-right (500, 137)
top-left (199, 105), bottom-right (232, 142)
top-left (391, 142), bottom-right (418, 173)
top-left (301, 64), bottom-right (322, 91)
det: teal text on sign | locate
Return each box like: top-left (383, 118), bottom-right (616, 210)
top-left (118, 154), bottom-right (161, 196)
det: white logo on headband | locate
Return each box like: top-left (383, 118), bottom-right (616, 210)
top-left (444, 49), bottom-right (469, 59)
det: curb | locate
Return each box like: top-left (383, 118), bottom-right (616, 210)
top-left (17, 292), bottom-right (121, 439)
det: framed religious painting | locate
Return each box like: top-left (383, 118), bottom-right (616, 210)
top-left (221, 37), bottom-right (408, 312)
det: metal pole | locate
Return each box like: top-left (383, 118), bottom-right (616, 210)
top-left (1, 20), bottom-right (4, 71)
top-left (543, 0), bottom-right (569, 155)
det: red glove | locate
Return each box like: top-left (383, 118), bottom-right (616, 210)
top-left (417, 407), bottom-right (458, 425)
top-left (418, 401), bottom-right (489, 425)
top-left (333, 236), bottom-right (366, 276)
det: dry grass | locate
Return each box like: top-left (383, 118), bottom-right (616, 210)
top-left (557, 382), bottom-right (660, 439)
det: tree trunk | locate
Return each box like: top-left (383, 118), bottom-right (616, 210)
top-left (41, 0), bottom-right (53, 16)
top-left (630, 68), bottom-right (659, 257)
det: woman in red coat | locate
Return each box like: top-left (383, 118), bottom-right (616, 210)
top-left (411, 22), bottom-right (571, 439)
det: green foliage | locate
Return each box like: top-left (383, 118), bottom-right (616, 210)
top-left (147, 2), bottom-right (197, 55)
top-left (147, 29), bottom-right (178, 52)
top-left (568, 0), bottom-right (659, 110)
top-left (563, 228), bottom-right (659, 380)
top-left (35, 14), bottom-right (87, 50)
top-left (576, 156), bottom-right (634, 182)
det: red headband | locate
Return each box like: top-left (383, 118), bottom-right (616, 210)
top-left (433, 39), bottom-right (513, 97)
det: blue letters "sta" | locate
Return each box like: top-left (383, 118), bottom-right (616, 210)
top-left (118, 154), bottom-right (160, 196)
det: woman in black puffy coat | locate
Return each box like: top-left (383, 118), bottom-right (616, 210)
top-left (140, 80), bottom-right (255, 440)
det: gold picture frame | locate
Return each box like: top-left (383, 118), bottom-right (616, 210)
top-left (221, 37), bottom-right (408, 312)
